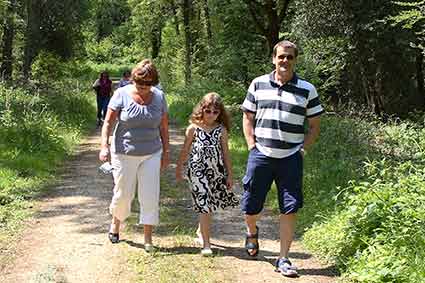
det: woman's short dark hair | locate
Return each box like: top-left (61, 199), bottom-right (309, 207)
top-left (131, 59), bottom-right (159, 86)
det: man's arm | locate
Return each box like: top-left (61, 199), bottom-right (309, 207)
top-left (242, 111), bottom-right (256, 150)
top-left (304, 116), bottom-right (321, 150)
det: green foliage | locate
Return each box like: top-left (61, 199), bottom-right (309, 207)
top-left (293, 0), bottom-right (423, 115)
top-left (303, 118), bottom-right (425, 283)
top-left (0, 80), bottom-right (95, 243)
top-left (296, 37), bottom-right (348, 103)
top-left (38, 0), bottom-right (90, 58)
top-left (167, 79), bottom-right (245, 127)
top-left (31, 51), bottom-right (68, 83)
top-left (388, 0), bottom-right (425, 54)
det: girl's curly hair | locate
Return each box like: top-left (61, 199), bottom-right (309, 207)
top-left (190, 92), bottom-right (230, 131)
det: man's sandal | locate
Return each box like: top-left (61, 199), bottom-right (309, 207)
top-left (245, 226), bottom-right (259, 257)
top-left (275, 258), bottom-right (298, 277)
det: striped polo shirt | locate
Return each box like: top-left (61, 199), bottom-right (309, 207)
top-left (241, 71), bottom-right (324, 158)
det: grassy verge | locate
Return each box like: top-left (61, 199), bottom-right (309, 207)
top-left (303, 117), bottom-right (425, 283)
top-left (0, 81), bottom-right (95, 265)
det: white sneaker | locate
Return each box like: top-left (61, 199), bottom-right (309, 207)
top-left (201, 247), bottom-right (213, 256)
top-left (144, 243), bottom-right (154, 252)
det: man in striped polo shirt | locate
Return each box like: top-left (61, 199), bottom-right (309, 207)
top-left (241, 40), bottom-right (323, 277)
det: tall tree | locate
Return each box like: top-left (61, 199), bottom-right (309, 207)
top-left (23, 0), bottom-right (42, 79)
top-left (202, 0), bottom-right (212, 44)
top-left (183, 0), bottom-right (194, 85)
top-left (294, 0), bottom-right (422, 115)
top-left (388, 0), bottom-right (425, 107)
top-left (23, 0), bottom-right (89, 78)
top-left (0, 0), bottom-right (18, 80)
top-left (93, 0), bottom-right (131, 41)
top-left (243, 0), bottom-right (292, 53)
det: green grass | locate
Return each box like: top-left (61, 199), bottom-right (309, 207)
top-left (0, 81), bottom-right (95, 265)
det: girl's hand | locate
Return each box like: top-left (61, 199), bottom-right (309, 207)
top-left (226, 176), bottom-right (233, 190)
top-left (161, 151), bottom-right (170, 171)
top-left (99, 146), bottom-right (110, 162)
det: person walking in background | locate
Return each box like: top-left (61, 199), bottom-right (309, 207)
top-left (99, 59), bottom-right (170, 252)
top-left (118, 70), bottom-right (131, 88)
top-left (176, 92), bottom-right (239, 256)
top-left (93, 71), bottom-right (112, 126)
top-left (240, 40), bottom-right (324, 277)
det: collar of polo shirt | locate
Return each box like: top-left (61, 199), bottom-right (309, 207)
top-left (269, 71), bottom-right (298, 87)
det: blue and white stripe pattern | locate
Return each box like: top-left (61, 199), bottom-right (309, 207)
top-left (241, 72), bottom-right (324, 158)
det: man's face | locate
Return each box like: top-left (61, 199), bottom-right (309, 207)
top-left (273, 46), bottom-right (296, 77)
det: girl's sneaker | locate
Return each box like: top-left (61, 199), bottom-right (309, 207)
top-left (201, 247), bottom-right (213, 256)
top-left (275, 258), bottom-right (298, 277)
top-left (144, 243), bottom-right (154, 252)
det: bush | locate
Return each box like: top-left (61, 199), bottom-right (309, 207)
top-left (0, 81), bottom-right (95, 234)
top-left (303, 118), bottom-right (425, 283)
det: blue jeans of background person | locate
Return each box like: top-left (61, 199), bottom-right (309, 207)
top-left (96, 95), bottom-right (110, 120)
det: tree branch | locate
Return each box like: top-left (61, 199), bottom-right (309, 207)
top-left (243, 0), bottom-right (268, 35)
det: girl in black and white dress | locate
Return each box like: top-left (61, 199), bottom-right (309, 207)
top-left (176, 92), bottom-right (239, 256)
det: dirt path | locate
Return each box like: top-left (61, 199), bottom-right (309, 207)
top-left (0, 129), bottom-right (137, 283)
top-left (0, 126), bottom-right (338, 283)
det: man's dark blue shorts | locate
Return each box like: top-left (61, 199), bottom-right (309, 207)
top-left (241, 147), bottom-right (303, 215)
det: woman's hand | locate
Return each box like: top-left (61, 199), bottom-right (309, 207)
top-left (161, 151), bottom-right (170, 171)
top-left (99, 146), bottom-right (110, 162)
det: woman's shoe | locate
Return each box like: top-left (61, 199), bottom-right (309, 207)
top-left (108, 232), bottom-right (119, 244)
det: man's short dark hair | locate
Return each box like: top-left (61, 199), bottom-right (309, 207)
top-left (272, 40), bottom-right (298, 58)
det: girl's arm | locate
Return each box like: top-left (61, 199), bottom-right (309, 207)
top-left (159, 113), bottom-right (170, 171)
top-left (99, 108), bottom-right (118, 161)
top-left (176, 125), bottom-right (196, 182)
top-left (220, 127), bottom-right (233, 190)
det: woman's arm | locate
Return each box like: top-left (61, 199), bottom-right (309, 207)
top-left (99, 108), bottom-right (118, 161)
top-left (175, 125), bottom-right (196, 182)
top-left (159, 112), bottom-right (170, 171)
top-left (220, 127), bottom-right (233, 190)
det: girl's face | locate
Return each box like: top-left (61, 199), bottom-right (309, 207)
top-left (202, 105), bottom-right (220, 126)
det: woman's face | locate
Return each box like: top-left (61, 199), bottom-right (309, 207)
top-left (135, 76), bottom-right (154, 94)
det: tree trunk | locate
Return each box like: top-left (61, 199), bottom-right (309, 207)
top-left (23, 0), bottom-right (42, 79)
top-left (183, 0), bottom-right (192, 85)
top-left (0, 0), bottom-right (17, 80)
top-left (202, 0), bottom-right (212, 44)
top-left (170, 0), bottom-right (179, 36)
top-left (416, 47), bottom-right (424, 108)
top-left (244, 0), bottom-right (292, 54)
top-left (151, 27), bottom-right (162, 59)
